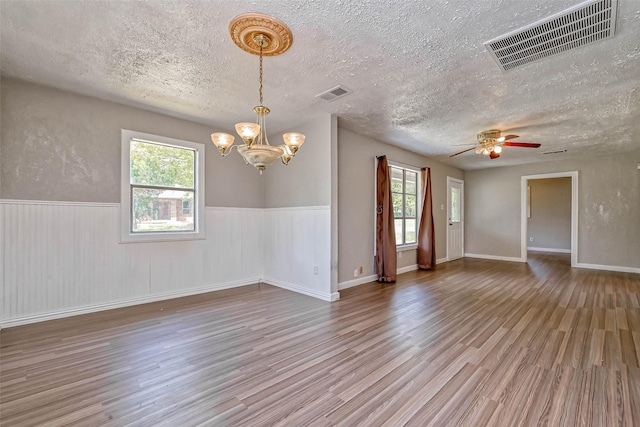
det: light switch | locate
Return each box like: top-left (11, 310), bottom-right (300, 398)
top-left (441, 204), bottom-right (445, 210)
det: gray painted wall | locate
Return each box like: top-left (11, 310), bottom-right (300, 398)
top-left (1, 78), bottom-right (264, 207)
top-left (263, 114), bottom-right (333, 208)
top-left (528, 178), bottom-right (571, 251)
top-left (465, 150), bottom-right (640, 268)
top-left (337, 127), bottom-right (464, 284)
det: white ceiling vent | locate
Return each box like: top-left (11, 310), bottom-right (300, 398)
top-left (316, 85), bottom-right (351, 102)
top-left (485, 0), bottom-right (618, 71)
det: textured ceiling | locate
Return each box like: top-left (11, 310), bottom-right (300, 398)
top-left (1, 0), bottom-right (639, 170)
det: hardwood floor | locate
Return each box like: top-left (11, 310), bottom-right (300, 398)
top-left (1, 252), bottom-right (639, 426)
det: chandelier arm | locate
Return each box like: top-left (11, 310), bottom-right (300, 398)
top-left (221, 144), bottom-right (239, 157)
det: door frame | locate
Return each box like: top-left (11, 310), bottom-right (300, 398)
top-left (446, 176), bottom-right (465, 261)
top-left (520, 171), bottom-right (578, 266)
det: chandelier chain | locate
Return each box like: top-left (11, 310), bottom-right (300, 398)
top-left (259, 44), bottom-right (263, 106)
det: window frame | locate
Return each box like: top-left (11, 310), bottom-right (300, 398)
top-left (389, 162), bottom-right (421, 250)
top-left (120, 129), bottom-right (205, 243)
top-left (374, 159), bottom-right (422, 254)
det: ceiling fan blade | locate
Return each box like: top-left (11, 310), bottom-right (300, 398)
top-left (449, 147), bottom-right (476, 157)
top-left (503, 142), bottom-right (541, 148)
top-left (502, 134), bottom-right (519, 141)
top-left (489, 151), bottom-right (500, 159)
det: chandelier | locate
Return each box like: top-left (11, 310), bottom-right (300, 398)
top-left (211, 13), bottom-right (305, 175)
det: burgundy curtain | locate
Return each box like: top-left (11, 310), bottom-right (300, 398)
top-left (418, 167), bottom-right (436, 270)
top-left (376, 156), bottom-right (397, 282)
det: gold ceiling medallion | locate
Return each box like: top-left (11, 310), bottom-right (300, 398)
top-left (211, 13), bottom-right (304, 174)
top-left (229, 13), bottom-right (293, 56)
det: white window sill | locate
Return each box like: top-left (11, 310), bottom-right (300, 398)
top-left (397, 244), bottom-right (418, 252)
top-left (120, 231), bottom-right (205, 244)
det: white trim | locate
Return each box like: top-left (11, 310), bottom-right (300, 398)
top-left (397, 244), bottom-right (418, 252)
top-left (120, 129), bottom-right (206, 243)
top-left (0, 278), bottom-right (260, 328)
top-left (574, 263), bottom-right (640, 274)
top-left (446, 176), bottom-right (465, 261)
top-left (437, 257), bottom-right (448, 264)
top-left (338, 274), bottom-right (378, 290)
top-left (464, 253), bottom-right (525, 263)
top-left (337, 259), bottom-right (448, 291)
top-left (527, 247), bottom-right (571, 253)
top-left (0, 199), bottom-right (119, 207)
top-left (398, 264), bottom-right (418, 274)
top-left (207, 206), bottom-right (264, 212)
top-left (262, 278), bottom-right (338, 301)
top-left (0, 201), bottom-right (265, 210)
top-left (521, 171), bottom-right (578, 267)
top-left (387, 159), bottom-right (422, 172)
top-left (262, 205), bottom-right (330, 211)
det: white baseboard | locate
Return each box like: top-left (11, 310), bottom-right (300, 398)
top-left (338, 260), bottom-right (448, 291)
top-left (0, 278), bottom-right (261, 329)
top-left (528, 247), bottom-right (571, 254)
top-left (464, 253), bottom-right (525, 263)
top-left (436, 257), bottom-right (448, 264)
top-left (338, 274), bottom-right (378, 291)
top-left (397, 264), bottom-right (418, 274)
top-left (574, 263), bottom-right (640, 274)
top-left (262, 278), bottom-right (338, 301)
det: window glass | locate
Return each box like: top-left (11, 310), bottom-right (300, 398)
top-left (391, 168), bottom-right (404, 193)
top-left (132, 188), bottom-right (195, 232)
top-left (405, 195), bottom-right (416, 217)
top-left (405, 219), bottom-right (417, 244)
top-left (388, 165), bottom-right (421, 247)
top-left (406, 171), bottom-right (417, 195)
top-left (451, 187), bottom-right (460, 222)
top-left (130, 140), bottom-right (194, 188)
top-left (394, 219), bottom-right (404, 245)
top-left (392, 193), bottom-right (403, 217)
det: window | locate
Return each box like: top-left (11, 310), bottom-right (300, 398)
top-left (390, 165), bottom-right (420, 248)
top-left (121, 130), bottom-right (205, 242)
top-left (182, 200), bottom-right (191, 215)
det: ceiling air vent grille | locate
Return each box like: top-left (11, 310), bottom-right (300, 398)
top-left (484, 0), bottom-right (618, 71)
top-left (316, 85), bottom-right (351, 102)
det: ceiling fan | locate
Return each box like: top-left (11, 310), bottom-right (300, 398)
top-left (449, 129), bottom-right (541, 159)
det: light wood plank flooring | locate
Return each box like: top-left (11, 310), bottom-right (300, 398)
top-left (1, 252), bottom-right (639, 426)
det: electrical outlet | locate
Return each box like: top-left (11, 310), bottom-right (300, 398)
top-left (529, 237), bottom-right (534, 242)
top-left (314, 266), bottom-right (319, 275)
top-left (354, 268), bottom-right (358, 277)
top-left (398, 251), bottom-right (403, 258)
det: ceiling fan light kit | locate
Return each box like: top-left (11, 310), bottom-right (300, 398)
top-left (450, 129), bottom-right (541, 160)
top-left (210, 13), bottom-right (304, 175)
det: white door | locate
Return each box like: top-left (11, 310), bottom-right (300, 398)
top-left (447, 177), bottom-right (464, 260)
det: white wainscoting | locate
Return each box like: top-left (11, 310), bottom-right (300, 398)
top-left (263, 206), bottom-right (336, 301)
top-left (0, 201), bottom-right (266, 326)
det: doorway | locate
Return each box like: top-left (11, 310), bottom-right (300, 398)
top-left (521, 171), bottom-right (578, 266)
top-left (447, 177), bottom-right (464, 261)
